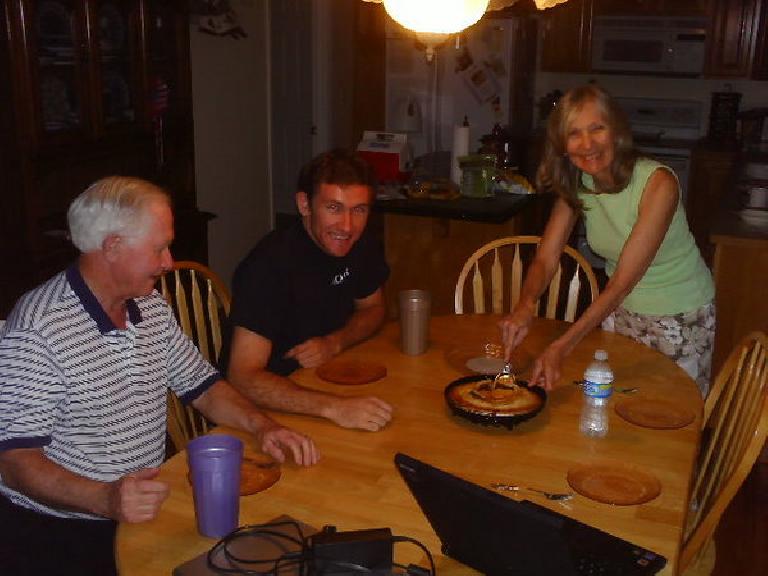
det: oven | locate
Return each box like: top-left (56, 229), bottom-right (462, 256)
top-left (575, 98), bottom-right (702, 268)
top-left (635, 145), bottom-right (692, 207)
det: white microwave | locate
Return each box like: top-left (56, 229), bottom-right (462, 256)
top-left (591, 16), bottom-right (707, 75)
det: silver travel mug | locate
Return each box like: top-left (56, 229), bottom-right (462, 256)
top-left (399, 289), bottom-right (431, 355)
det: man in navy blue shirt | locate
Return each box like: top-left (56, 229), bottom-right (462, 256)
top-left (222, 149), bottom-right (393, 431)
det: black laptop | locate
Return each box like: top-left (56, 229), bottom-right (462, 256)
top-left (394, 453), bottom-right (667, 576)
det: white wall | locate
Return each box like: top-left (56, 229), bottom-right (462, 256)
top-left (189, 2), bottom-right (273, 288)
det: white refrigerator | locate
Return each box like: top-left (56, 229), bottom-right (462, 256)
top-left (385, 16), bottom-right (520, 161)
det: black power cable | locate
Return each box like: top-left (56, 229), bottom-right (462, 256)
top-left (391, 536), bottom-right (436, 576)
top-left (206, 519), bottom-right (308, 575)
top-left (203, 520), bottom-right (436, 576)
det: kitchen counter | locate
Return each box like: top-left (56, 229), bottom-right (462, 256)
top-left (711, 210), bottom-right (768, 243)
top-left (374, 192), bottom-right (538, 224)
top-left (709, 210), bottom-right (768, 375)
top-left (710, 209), bottom-right (768, 463)
top-left (377, 192), bottom-right (553, 318)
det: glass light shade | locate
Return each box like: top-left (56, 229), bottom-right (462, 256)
top-left (383, 0), bottom-right (489, 35)
top-left (534, 0), bottom-right (569, 9)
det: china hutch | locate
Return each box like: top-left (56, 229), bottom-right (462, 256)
top-left (0, 0), bottom-right (208, 316)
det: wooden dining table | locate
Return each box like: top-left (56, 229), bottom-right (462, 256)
top-left (117, 314), bottom-right (703, 575)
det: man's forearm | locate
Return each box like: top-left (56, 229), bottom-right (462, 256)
top-left (326, 302), bottom-right (386, 355)
top-left (228, 370), bottom-right (341, 421)
top-left (193, 379), bottom-right (284, 434)
top-left (0, 449), bottom-right (111, 517)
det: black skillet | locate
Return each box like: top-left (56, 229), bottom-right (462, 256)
top-left (444, 374), bottom-right (547, 430)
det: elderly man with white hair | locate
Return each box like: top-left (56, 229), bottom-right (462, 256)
top-left (0, 176), bottom-right (319, 576)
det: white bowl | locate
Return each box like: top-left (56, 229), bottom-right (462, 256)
top-left (740, 208), bottom-right (768, 226)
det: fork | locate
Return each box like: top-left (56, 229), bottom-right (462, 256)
top-left (493, 361), bottom-right (513, 386)
top-left (491, 483), bottom-right (574, 501)
top-left (572, 380), bottom-right (638, 394)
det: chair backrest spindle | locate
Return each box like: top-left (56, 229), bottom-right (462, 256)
top-left (491, 248), bottom-right (503, 314)
top-left (472, 262), bottom-right (485, 314)
top-left (678, 332), bottom-right (767, 574)
top-left (455, 236), bottom-right (599, 322)
top-left (157, 261), bottom-right (232, 456)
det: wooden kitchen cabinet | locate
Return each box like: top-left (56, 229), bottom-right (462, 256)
top-left (710, 218), bottom-right (768, 375)
top-left (752, 0), bottom-right (768, 78)
top-left (709, 220), bottom-right (768, 463)
top-left (540, 0), bottom-right (766, 78)
top-left (0, 0), bottom-right (204, 316)
top-left (705, 0), bottom-right (764, 77)
top-left (593, 0), bottom-right (708, 15)
top-left (686, 145), bottom-right (737, 266)
top-left (540, 0), bottom-right (593, 73)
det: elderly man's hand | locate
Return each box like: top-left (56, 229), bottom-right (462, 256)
top-left (108, 467), bottom-right (169, 523)
top-left (323, 396), bottom-right (393, 431)
top-left (285, 335), bottom-right (341, 368)
top-left (259, 424), bottom-right (320, 467)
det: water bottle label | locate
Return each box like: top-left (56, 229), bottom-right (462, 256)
top-left (584, 379), bottom-right (612, 398)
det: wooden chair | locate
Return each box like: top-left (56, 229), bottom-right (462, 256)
top-left (454, 235), bottom-right (599, 320)
top-left (679, 331), bottom-right (768, 575)
top-left (158, 261), bottom-right (231, 454)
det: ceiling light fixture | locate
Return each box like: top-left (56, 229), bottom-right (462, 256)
top-left (383, 0), bottom-right (490, 35)
top-left (383, 0), bottom-right (489, 61)
top-left (363, 0), bottom-right (571, 14)
top-left (363, 0), bottom-right (571, 60)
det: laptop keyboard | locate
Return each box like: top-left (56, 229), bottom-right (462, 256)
top-left (572, 545), bottom-right (665, 576)
top-left (575, 552), bottom-right (623, 575)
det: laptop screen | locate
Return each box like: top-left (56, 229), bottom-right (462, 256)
top-left (394, 453), bottom-right (666, 576)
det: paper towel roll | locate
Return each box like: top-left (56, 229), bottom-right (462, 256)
top-left (451, 125), bottom-right (470, 186)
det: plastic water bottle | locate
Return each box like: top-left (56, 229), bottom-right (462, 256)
top-left (579, 349), bottom-right (614, 438)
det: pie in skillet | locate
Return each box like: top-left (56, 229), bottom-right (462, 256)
top-left (447, 377), bottom-right (543, 415)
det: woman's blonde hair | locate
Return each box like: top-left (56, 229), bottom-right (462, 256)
top-left (536, 84), bottom-right (638, 212)
top-left (68, 176), bottom-right (170, 252)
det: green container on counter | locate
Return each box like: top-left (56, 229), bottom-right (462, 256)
top-left (458, 154), bottom-right (497, 198)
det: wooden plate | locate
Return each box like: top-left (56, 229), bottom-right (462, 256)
top-left (445, 344), bottom-right (532, 376)
top-left (567, 463), bottom-right (661, 506)
top-left (239, 455), bottom-right (282, 495)
top-left (187, 454), bottom-right (281, 496)
top-left (316, 359), bottom-right (387, 385)
top-left (615, 398), bottom-right (696, 430)
top-left (465, 356), bottom-right (506, 374)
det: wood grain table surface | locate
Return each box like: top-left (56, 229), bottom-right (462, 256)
top-left (117, 314), bottom-right (703, 575)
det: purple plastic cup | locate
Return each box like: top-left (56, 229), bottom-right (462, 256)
top-left (187, 434), bottom-right (243, 538)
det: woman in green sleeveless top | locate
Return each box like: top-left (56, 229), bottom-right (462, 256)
top-left (500, 85), bottom-right (714, 397)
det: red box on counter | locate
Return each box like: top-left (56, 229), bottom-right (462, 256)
top-left (357, 132), bottom-right (412, 184)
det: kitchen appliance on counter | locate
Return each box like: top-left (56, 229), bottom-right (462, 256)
top-left (591, 16), bottom-right (707, 76)
top-left (457, 154), bottom-right (497, 198)
top-left (737, 154), bottom-right (768, 225)
top-left (738, 108), bottom-right (768, 150)
top-left (708, 91), bottom-right (742, 143)
top-left (357, 131), bottom-right (413, 184)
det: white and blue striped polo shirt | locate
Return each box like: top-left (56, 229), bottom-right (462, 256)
top-left (0, 265), bottom-right (220, 519)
